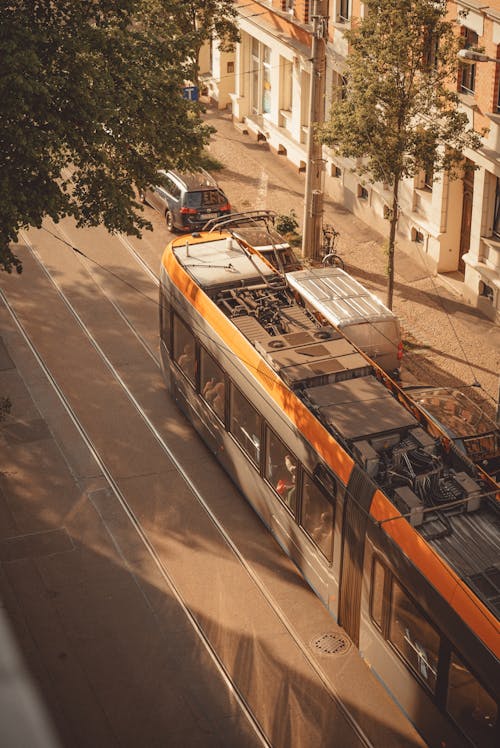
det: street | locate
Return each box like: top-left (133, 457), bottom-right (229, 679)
top-left (0, 206), bottom-right (425, 747)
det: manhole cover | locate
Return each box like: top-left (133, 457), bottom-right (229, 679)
top-left (311, 632), bottom-right (351, 656)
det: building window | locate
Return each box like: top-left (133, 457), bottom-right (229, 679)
top-left (280, 56), bottom-right (293, 114)
top-left (251, 39), bottom-right (259, 115)
top-left (332, 71), bottom-right (347, 102)
top-left (424, 164), bottom-right (434, 191)
top-left (423, 28), bottom-right (439, 70)
top-left (459, 28), bottom-right (478, 95)
top-left (358, 185), bottom-right (369, 199)
top-left (229, 385), bottom-right (261, 464)
top-left (262, 45), bottom-right (271, 114)
top-left (200, 348), bottom-right (225, 421)
top-left (496, 48), bottom-right (500, 112)
top-left (305, 1), bottom-right (311, 24)
top-left (300, 472), bottom-right (335, 560)
top-left (493, 177), bottom-right (500, 238)
top-left (479, 281), bottom-right (494, 301)
top-left (265, 429), bottom-right (297, 513)
top-left (447, 652), bottom-right (497, 747)
top-left (338, 0), bottom-right (350, 22)
top-left (389, 580), bottom-right (440, 694)
top-left (251, 39), bottom-right (271, 116)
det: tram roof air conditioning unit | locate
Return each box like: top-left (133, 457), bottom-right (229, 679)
top-left (394, 486), bottom-right (424, 527)
top-left (352, 440), bottom-right (379, 478)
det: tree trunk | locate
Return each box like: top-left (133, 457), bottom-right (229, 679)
top-left (387, 178), bottom-right (400, 310)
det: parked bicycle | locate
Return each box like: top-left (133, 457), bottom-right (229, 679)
top-left (321, 224), bottom-right (344, 270)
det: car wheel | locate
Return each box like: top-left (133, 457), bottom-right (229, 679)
top-left (165, 210), bottom-right (175, 232)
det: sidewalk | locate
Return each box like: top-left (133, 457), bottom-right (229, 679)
top-left (205, 104), bottom-right (500, 421)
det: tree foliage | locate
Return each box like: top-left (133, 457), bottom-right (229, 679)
top-left (319, 0), bottom-right (482, 308)
top-left (0, 0), bottom-right (219, 273)
top-left (176, 1), bottom-right (240, 86)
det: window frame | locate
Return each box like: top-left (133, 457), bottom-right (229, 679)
top-left (459, 28), bottom-right (478, 96)
top-left (250, 39), bottom-right (272, 116)
top-left (199, 346), bottom-right (226, 423)
top-left (387, 576), bottom-right (441, 695)
top-left (159, 286), bottom-right (171, 353)
top-left (446, 650), bottom-right (498, 747)
top-left (365, 558), bottom-right (500, 726)
top-left (172, 314), bottom-right (197, 387)
top-left (338, 0), bottom-right (350, 23)
top-left (496, 50), bottom-right (500, 112)
top-left (299, 469), bottom-right (335, 561)
top-left (228, 383), bottom-right (262, 467)
top-left (492, 176), bottom-right (500, 239)
top-left (264, 426), bottom-right (299, 516)
top-left (369, 556), bottom-right (388, 632)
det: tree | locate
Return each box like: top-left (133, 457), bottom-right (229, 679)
top-left (176, 1), bottom-right (239, 89)
top-left (0, 0), bottom-right (214, 273)
top-left (319, 0), bottom-right (482, 310)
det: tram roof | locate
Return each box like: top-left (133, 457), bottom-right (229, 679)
top-left (287, 267), bottom-right (396, 324)
top-left (164, 232), bottom-right (500, 633)
top-left (171, 235), bottom-right (275, 291)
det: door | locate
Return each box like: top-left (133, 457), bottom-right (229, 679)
top-left (338, 466), bottom-right (374, 647)
top-left (459, 160), bottom-right (474, 275)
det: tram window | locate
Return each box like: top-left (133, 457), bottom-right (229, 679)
top-left (173, 316), bottom-right (196, 384)
top-left (200, 348), bottom-right (225, 421)
top-left (388, 580), bottom-right (440, 694)
top-left (370, 559), bottom-right (385, 631)
top-left (265, 430), bottom-right (297, 514)
top-left (300, 473), bottom-right (334, 560)
top-left (229, 386), bottom-right (261, 465)
top-left (447, 652), bottom-right (498, 747)
top-left (159, 285), bottom-right (171, 351)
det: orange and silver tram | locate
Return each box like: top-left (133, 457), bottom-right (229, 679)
top-left (160, 230), bottom-right (499, 748)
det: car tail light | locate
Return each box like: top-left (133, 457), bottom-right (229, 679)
top-left (220, 202), bottom-right (231, 212)
top-left (180, 207), bottom-right (198, 215)
top-left (397, 341), bottom-right (403, 360)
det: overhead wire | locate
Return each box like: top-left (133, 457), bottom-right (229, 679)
top-left (18, 223), bottom-right (500, 628)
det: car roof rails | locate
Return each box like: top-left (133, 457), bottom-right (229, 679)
top-left (170, 168), bottom-right (219, 190)
top-left (203, 209), bottom-right (278, 233)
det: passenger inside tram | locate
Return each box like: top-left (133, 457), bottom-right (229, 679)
top-left (177, 341), bottom-right (195, 371)
top-left (202, 376), bottom-right (225, 417)
top-left (275, 454), bottom-right (297, 508)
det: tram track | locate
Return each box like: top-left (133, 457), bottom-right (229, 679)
top-left (1, 239), bottom-right (271, 748)
top-left (0, 223), bottom-right (411, 747)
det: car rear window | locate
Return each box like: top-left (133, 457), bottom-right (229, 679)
top-left (186, 190), bottom-right (226, 208)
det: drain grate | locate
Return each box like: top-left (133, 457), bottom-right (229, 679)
top-left (311, 632), bottom-right (350, 656)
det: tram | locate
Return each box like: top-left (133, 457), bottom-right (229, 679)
top-left (159, 228), bottom-right (499, 748)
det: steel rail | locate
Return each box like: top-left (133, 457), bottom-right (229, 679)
top-left (13, 228), bottom-right (374, 747)
top-left (0, 281), bottom-right (271, 748)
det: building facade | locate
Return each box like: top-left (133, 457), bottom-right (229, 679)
top-left (203, 0), bottom-right (500, 324)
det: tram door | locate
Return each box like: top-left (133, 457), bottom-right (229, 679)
top-left (338, 466), bottom-right (374, 647)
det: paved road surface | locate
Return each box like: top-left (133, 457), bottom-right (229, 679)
top-left (0, 218), bottom-right (426, 747)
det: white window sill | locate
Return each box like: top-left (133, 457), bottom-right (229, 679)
top-left (458, 92), bottom-right (478, 110)
top-left (481, 235), bottom-right (500, 250)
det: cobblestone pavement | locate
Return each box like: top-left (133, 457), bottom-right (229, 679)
top-left (204, 103), bottom-right (500, 422)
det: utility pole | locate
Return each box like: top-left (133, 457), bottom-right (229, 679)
top-left (302, 0), bottom-right (328, 261)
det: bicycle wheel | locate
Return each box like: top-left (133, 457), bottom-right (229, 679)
top-left (322, 253), bottom-right (344, 270)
